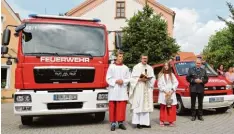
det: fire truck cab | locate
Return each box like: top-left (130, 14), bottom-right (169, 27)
top-left (153, 57), bottom-right (234, 114)
top-left (1, 14), bottom-right (122, 125)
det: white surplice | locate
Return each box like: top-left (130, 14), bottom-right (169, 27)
top-left (129, 63), bottom-right (156, 125)
top-left (106, 64), bottom-right (131, 101)
top-left (157, 73), bottom-right (179, 105)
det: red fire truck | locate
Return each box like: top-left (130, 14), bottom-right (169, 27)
top-left (153, 58), bottom-right (234, 114)
top-left (1, 14), bottom-right (121, 125)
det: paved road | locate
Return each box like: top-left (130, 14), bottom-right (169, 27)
top-left (1, 103), bottom-right (234, 134)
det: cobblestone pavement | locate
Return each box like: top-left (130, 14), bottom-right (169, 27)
top-left (1, 103), bottom-right (234, 134)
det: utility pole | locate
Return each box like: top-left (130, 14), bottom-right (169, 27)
top-left (45, 8), bottom-right (47, 14)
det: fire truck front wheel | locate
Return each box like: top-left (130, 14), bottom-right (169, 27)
top-left (94, 112), bottom-right (105, 122)
top-left (21, 116), bottom-right (33, 125)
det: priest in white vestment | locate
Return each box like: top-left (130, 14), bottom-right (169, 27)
top-left (129, 54), bottom-right (156, 129)
top-left (106, 51), bottom-right (130, 131)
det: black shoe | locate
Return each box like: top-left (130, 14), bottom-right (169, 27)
top-left (198, 116), bottom-right (204, 121)
top-left (137, 124), bottom-right (142, 129)
top-left (119, 124), bottom-right (127, 130)
top-left (141, 125), bottom-right (151, 128)
top-left (111, 125), bottom-right (115, 131)
top-left (191, 116), bottom-right (196, 121)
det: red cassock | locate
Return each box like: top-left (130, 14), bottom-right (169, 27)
top-left (109, 101), bottom-right (127, 122)
top-left (160, 104), bottom-right (176, 123)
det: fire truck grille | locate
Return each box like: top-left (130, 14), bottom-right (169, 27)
top-left (47, 102), bottom-right (83, 110)
top-left (33, 67), bottom-right (95, 83)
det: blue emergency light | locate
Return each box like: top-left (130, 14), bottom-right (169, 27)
top-left (28, 14), bottom-right (101, 22)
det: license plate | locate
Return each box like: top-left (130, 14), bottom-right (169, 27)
top-left (53, 94), bottom-right (77, 101)
top-left (209, 97), bottom-right (224, 103)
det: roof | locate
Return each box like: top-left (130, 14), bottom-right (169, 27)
top-left (2, 0), bottom-right (21, 24)
top-left (15, 13), bottom-right (21, 21)
top-left (65, 0), bottom-right (99, 16)
top-left (177, 52), bottom-right (197, 61)
top-left (147, 0), bottom-right (175, 16)
top-left (147, 0), bottom-right (175, 23)
top-left (65, 0), bottom-right (175, 23)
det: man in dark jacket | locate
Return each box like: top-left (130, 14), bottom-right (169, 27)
top-left (186, 59), bottom-right (208, 121)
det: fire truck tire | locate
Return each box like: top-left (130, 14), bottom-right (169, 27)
top-left (94, 112), bottom-right (105, 122)
top-left (176, 95), bottom-right (185, 115)
top-left (215, 107), bottom-right (229, 113)
top-left (21, 116), bottom-right (33, 125)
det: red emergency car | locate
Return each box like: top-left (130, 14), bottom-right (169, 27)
top-left (153, 58), bottom-right (234, 114)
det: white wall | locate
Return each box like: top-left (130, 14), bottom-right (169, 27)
top-left (81, 0), bottom-right (143, 55)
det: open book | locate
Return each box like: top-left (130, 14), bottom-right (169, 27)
top-left (139, 74), bottom-right (153, 79)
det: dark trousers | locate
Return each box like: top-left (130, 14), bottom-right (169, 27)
top-left (190, 92), bottom-right (204, 117)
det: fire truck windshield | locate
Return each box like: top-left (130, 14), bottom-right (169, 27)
top-left (22, 23), bottom-right (105, 57)
top-left (175, 62), bottom-right (218, 76)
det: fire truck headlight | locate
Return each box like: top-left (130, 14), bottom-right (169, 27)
top-left (226, 85), bottom-right (233, 90)
top-left (14, 94), bottom-right (32, 103)
top-left (97, 93), bottom-right (108, 100)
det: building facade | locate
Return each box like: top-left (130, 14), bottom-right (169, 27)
top-left (1, 0), bottom-right (21, 102)
top-left (66, 0), bottom-right (175, 56)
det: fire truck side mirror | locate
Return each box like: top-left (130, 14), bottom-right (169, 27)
top-left (2, 28), bottom-right (11, 46)
top-left (15, 23), bottom-right (26, 33)
top-left (115, 32), bottom-right (122, 49)
top-left (1, 46), bottom-right (9, 55)
top-left (14, 23), bottom-right (26, 37)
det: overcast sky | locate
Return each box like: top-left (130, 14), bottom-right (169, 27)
top-left (6, 0), bottom-right (234, 54)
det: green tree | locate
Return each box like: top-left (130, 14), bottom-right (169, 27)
top-left (218, 2), bottom-right (234, 47)
top-left (203, 28), bottom-right (234, 69)
top-left (121, 4), bottom-right (180, 67)
top-left (203, 2), bottom-right (234, 69)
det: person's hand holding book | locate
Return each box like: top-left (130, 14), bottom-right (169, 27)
top-left (139, 74), bottom-right (149, 82)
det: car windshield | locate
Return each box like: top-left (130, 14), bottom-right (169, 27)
top-left (175, 62), bottom-right (218, 76)
top-left (22, 23), bottom-right (105, 57)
